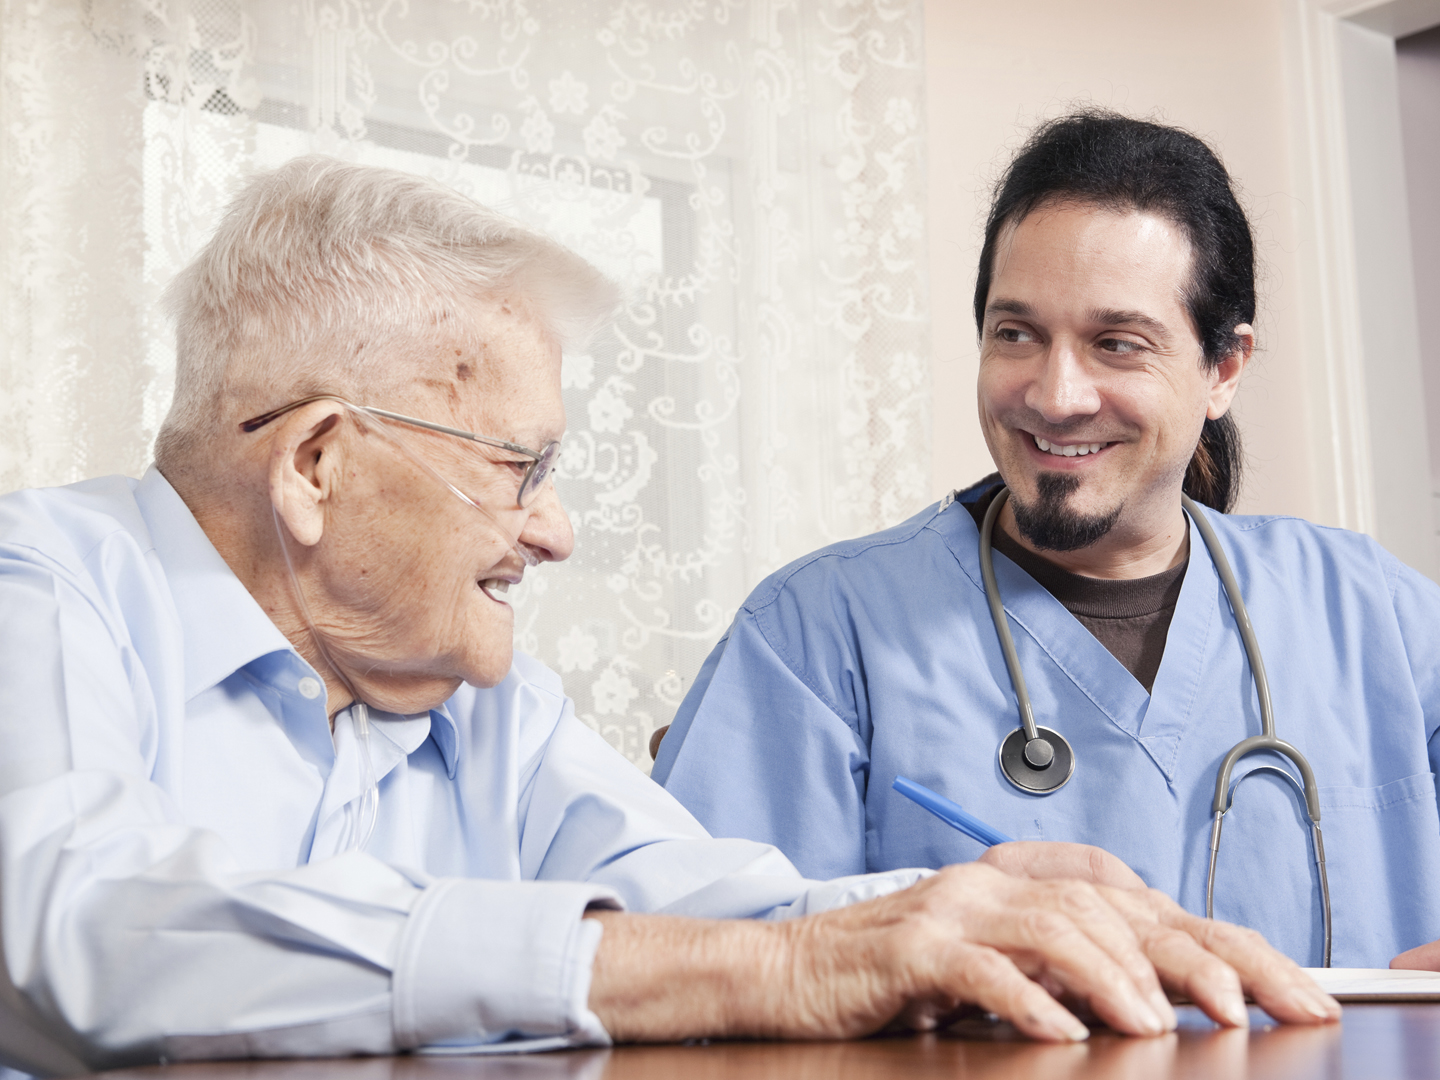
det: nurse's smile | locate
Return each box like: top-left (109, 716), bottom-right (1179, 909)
top-left (1029, 434), bottom-right (1116, 460)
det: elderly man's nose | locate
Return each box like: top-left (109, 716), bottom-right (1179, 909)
top-left (1025, 345), bottom-right (1101, 423)
top-left (520, 483), bottom-right (574, 563)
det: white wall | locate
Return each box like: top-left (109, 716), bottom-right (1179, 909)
top-left (923, 0), bottom-right (1326, 524)
top-left (1398, 26), bottom-right (1440, 532)
top-left (1333, 17), bottom-right (1434, 573)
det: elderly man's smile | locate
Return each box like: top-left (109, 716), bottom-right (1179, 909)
top-left (479, 576), bottom-right (513, 601)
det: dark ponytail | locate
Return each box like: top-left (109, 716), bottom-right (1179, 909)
top-left (1184, 414), bottom-right (1242, 512)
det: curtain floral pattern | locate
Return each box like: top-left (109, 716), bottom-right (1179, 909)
top-left (0, 0), bottom-right (930, 770)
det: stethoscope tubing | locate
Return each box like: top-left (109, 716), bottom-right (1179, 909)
top-left (1182, 495), bottom-right (1322, 823)
top-left (978, 489), bottom-right (1040, 744)
top-left (974, 485), bottom-right (1331, 965)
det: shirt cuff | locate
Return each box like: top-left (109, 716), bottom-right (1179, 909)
top-left (768, 868), bottom-right (934, 918)
top-left (391, 879), bottom-right (622, 1052)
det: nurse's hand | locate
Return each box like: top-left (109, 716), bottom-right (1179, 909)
top-left (1392, 939), bottom-right (1440, 970)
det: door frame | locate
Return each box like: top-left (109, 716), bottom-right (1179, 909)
top-left (1287, 0), bottom-right (1440, 575)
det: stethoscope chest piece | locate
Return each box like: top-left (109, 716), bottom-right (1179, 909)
top-left (977, 488), bottom-right (1077, 796)
top-left (999, 725), bottom-right (1075, 793)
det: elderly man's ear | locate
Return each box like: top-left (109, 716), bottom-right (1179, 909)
top-left (268, 403), bottom-right (348, 548)
top-left (1206, 323), bottom-right (1254, 420)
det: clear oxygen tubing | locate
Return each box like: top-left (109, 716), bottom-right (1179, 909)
top-left (270, 398), bottom-right (540, 853)
top-left (272, 498), bottom-right (378, 853)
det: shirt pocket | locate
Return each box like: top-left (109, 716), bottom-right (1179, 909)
top-left (1317, 771), bottom-right (1440, 966)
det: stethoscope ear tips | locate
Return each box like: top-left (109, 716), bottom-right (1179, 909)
top-left (999, 726), bottom-right (1076, 793)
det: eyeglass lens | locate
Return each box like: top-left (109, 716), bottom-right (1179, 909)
top-left (518, 442), bottom-right (561, 508)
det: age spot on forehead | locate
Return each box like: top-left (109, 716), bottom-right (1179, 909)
top-left (457, 361), bottom-right (473, 381)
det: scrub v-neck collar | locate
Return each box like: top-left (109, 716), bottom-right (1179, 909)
top-left (932, 495), bottom-right (1224, 782)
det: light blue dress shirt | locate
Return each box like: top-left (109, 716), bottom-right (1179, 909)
top-left (656, 481), bottom-right (1440, 969)
top-left (0, 469), bottom-right (924, 1075)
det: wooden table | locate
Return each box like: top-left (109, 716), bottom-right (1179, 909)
top-left (99, 1005), bottom-right (1440, 1080)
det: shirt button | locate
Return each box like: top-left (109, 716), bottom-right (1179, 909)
top-left (298, 677), bottom-right (322, 699)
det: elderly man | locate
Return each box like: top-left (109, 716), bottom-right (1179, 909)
top-left (656, 112), bottom-right (1440, 973)
top-left (0, 157), bottom-right (1331, 1076)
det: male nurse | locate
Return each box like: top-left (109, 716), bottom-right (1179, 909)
top-left (656, 110), bottom-right (1440, 973)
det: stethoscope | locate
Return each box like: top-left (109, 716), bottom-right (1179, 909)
top-left (975, 486), bottom-right (1332, 966)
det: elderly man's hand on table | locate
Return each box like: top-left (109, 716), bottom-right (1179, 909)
top-left (980, 840), bottom-right (1340, 1025)
top-left (587, 859), bottom-right (1339, 1045)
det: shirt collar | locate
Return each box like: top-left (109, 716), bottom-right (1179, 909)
top-left (132, 467), bottom-right (466, 775)
top-left (354, 703), bottom-right (460, 780)
top-left (133, 466), bottom-right (294, 701)
top-left (427, 703), bottom-right (460, 778)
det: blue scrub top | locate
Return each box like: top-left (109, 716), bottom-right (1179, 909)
top-left (655, 483), bottom-right (1440, 967)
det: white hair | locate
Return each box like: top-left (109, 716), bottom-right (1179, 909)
top-left (155, 156), bottom-right (619, 470)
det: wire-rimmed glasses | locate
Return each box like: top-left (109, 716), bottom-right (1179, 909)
top-left (240, 393), bottom-right (561, 509)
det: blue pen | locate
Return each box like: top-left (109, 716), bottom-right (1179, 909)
top-left (893, 776), bottom-right (1014, 847)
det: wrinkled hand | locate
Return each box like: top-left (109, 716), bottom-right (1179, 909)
top-left (1392, 939), bottom-right (1440, 970)
top-left (778, 862), bottom-right (1337, 1041)
top-left (589, 860), bottom-right (1339, 1045)
top-left (982, 842), bottom-right (1340, 1028)
top-left (980, 840), bottom-right (1149, 889)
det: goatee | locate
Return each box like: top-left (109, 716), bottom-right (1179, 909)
top-left (1009, 473), bottom-right (1120, 551)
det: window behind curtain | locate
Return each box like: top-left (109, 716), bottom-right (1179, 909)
top-left (5, 0), bottom-right (931, 768)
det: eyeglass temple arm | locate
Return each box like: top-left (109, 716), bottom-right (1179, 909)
top-left (240, 397), bottom-right (542, 462)
top-left (358, 406), bottom-right (541, 459)
top-left (240, 394), bottom-right (341, 432)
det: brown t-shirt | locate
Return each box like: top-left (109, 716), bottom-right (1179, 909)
top-left (966, 487), bottom-right (1186, 693)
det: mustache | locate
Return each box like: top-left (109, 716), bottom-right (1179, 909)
top-left (998, 409), bottom-right (1130, 443)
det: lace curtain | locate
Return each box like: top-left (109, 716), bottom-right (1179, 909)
top-left (0, 0), bottom-right (930, 770)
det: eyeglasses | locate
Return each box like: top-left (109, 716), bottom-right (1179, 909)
top-left (240, 394), bottom-right (562, 509)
